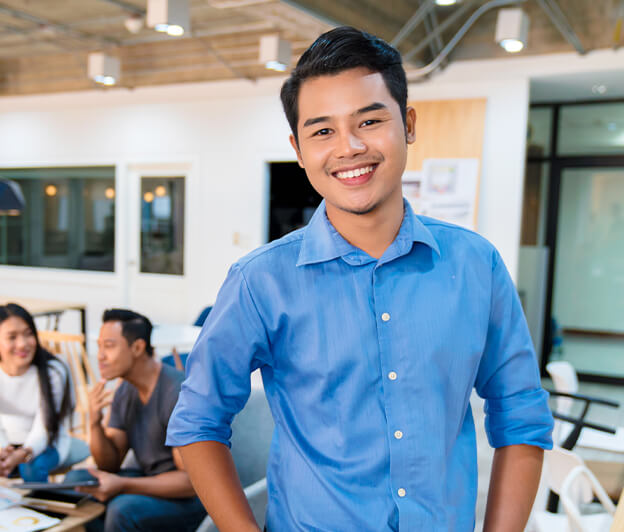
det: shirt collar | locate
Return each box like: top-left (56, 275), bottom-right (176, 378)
top-left (297, 199), bottom-right (440, 267)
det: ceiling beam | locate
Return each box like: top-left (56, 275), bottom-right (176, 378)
top-left (96, 0), bottom-right (146, 16)
top-left (535, 0), bottom-right (585, 54)
top-left (391, 0), bottom-right (435, 47)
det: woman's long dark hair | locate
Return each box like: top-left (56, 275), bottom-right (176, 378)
top-left (0, 303), bottom-right (73, 447)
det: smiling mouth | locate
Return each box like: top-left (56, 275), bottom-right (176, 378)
top-left (332, 163), bottom-right (378, 181)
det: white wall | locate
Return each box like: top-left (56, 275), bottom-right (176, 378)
top-left (1, 47), bottom-right (622, 337)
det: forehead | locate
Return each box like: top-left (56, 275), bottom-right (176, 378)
top-left (0, 316), bottom-right (30, 334)
top-left (297, 67), bottom-right (395, 124)
top-left (99, 321), bottom-right (124, 340)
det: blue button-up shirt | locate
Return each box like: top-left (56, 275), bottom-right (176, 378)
top-left (167, 200), bottom-right (553, 531)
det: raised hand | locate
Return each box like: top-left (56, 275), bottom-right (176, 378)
top-left (88, 380), bottom-right (114, 427)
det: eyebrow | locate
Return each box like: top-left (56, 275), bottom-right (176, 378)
top-left (302, 101), bottom-right (389, 128)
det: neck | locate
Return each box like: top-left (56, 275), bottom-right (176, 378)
top-left (326, 195), bottom-right (404, 259)
top-left (124, 355), bottom-right (161, 401)
top-left (0, 360), bottom-right (30, 377)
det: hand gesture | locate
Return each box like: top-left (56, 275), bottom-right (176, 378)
top-left (88, 380), bottom-right (114, 427)
top-left (76, 468), bottom-right (124, 502)
top-left (0, 446), bottom-right (28, 477)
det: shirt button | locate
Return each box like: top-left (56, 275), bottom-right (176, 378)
top-left (394, 430), bottom-right (403, 440)
top-left (381, 312), bottom-right (391, 322)
top-left (398, 488), bottom-right (406, 497)
top-left (388, 371), bottom-right (397, 381)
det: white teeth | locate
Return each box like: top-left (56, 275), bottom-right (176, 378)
top-left (335, 165), bottom-right (373, 179)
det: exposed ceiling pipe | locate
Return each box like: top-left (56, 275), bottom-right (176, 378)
top-left (535, 0), bottom-right (585, 54)
top-left (391, 0), bottom-right (436, 48)
top-left (406, 0), bottom-right (525, 80)
top-left (403, 0), bottom-right (475, 62)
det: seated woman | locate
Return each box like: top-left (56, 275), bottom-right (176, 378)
top-left (0, 303), bottom-right (74, 482)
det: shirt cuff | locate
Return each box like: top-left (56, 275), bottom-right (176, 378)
top-left (484, 388), bottom-right (554, 449)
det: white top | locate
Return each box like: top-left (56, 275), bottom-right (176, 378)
top-left (0, 358), bottom-right (71, 463)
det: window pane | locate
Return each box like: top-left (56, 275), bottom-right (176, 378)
top-left (527, 107), bottom-right (553, 158)
top-left (140, 177), bottom-right (184, 275)
top-left (558, 103), bottom-right (624, 156)
top-left (552, 167), bottom-right (624, 378)
top-left (0, 167), bottom-right (115, 271)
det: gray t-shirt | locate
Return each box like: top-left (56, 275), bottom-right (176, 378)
top-left (109, 363), bottom-right (184, 476)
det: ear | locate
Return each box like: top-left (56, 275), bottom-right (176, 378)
top-left (405, 106), bottom-right (416, 145)
top-left (289, 134), bottom-right (305, 168)
top-left (131, 338), bottom-right (147, 358)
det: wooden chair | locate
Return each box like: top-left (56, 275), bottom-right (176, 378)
top-left (38, 331), bottom-right (97, 441)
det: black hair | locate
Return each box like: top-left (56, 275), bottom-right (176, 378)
top-left (0, 303), bottom-right (73, 448)
top-left (102, 308), bottom-right (154, 357)
top-left (280, 26), bottom-right (408, 145)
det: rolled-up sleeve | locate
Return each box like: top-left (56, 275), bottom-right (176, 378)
top-left (474, 250), bottom-right (554, 450)
top-left (166, 263), bottom-right (271, 448)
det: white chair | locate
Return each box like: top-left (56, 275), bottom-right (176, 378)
top-left (196, 385), bottom-right (273, 532)
top-left (533, 447), bottom-right (615, 532)
top-left (547, 361), bottom-right (624, 453)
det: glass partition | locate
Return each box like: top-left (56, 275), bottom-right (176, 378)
top-left (0, 167), bottom-right (115, 271)
top-left (558, 103), bottom-right (624, 156)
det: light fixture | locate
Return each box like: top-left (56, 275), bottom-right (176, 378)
top-left (88, 52), bottom-right (121, 86)
top-left (155, 185), bottom-right (167, 197)
top-left (45, 184), bottom-right (57, 197)
top-left (147, 0), bottom-right (190, 37)
top-left (105, 187), bottom-right (115, 199)
top-left (144, 191), bottom-right (155, 203)
top-left (435, 0), bottom-right (459, 5)
top-left (495, 8), bottom-right (529, 53)
top-left (124, 14), bottom-right (144, 34)
top-left (259, 35), bottom-right (291, 72)
top-left (0, 180), bottom-right (25, 215)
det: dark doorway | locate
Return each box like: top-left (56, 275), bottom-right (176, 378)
top-left (268, 162), bottom-right (322, 242)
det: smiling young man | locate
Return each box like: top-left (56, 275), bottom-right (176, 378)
top-left (167, 27), bottom-right (553, 531)
top-left (65, 309), bottom-right (205, 532)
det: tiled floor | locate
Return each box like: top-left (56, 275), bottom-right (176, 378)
top-left (473, 379), bottom-right (624, 531)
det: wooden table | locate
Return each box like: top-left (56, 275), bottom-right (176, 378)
top-left (0, 297), bottom-right (87, 338)
top-left (0, 479), bottom-right (104, 532)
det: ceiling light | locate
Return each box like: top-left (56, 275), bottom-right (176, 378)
top-left (88, 52), bottom-right (120, 86)
top-left (45, 185), bottom-right (57, 197)
top-left (147, 0), bottom-right (190, 36)
top-left (435, 0), bottom-right (459, 5)
top-left (495, 8), bottom-right (529, 53)
top-left (124, 14), bottom-right (144, 34)
top-left (259, 35), bottom-right (291, 72)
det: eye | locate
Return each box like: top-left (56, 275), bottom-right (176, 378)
top-left (312, 128), bottom-right (331, 137)
top-left (361, 119), bottom-right (380, 127)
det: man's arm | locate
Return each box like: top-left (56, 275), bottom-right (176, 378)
top-left (81, 448), bottom-right (196, 500)
top-left (483, 444), bottom-right (544, 532)
top-left (178, 441), bottom-right (260, 532)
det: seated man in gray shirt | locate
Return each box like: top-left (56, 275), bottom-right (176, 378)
top-left (65, 309), bottom-right (205, 532)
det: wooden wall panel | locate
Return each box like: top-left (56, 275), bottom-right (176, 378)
top-left (406, 98), bottom-right (487, 172)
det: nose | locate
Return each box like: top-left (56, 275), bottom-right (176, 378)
top-left (335, 129), bottom-right (366, 158)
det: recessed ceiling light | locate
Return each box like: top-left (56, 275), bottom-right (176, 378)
top-left (435, 0), bottom-right (458, 5)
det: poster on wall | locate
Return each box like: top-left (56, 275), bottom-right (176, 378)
top-left (402, 158), bottom-right (480, 231)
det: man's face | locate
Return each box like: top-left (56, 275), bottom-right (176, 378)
top-left (97, 321), bottom-right (136, 380)
top-left (290, 67), bottom-right (415, 219)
